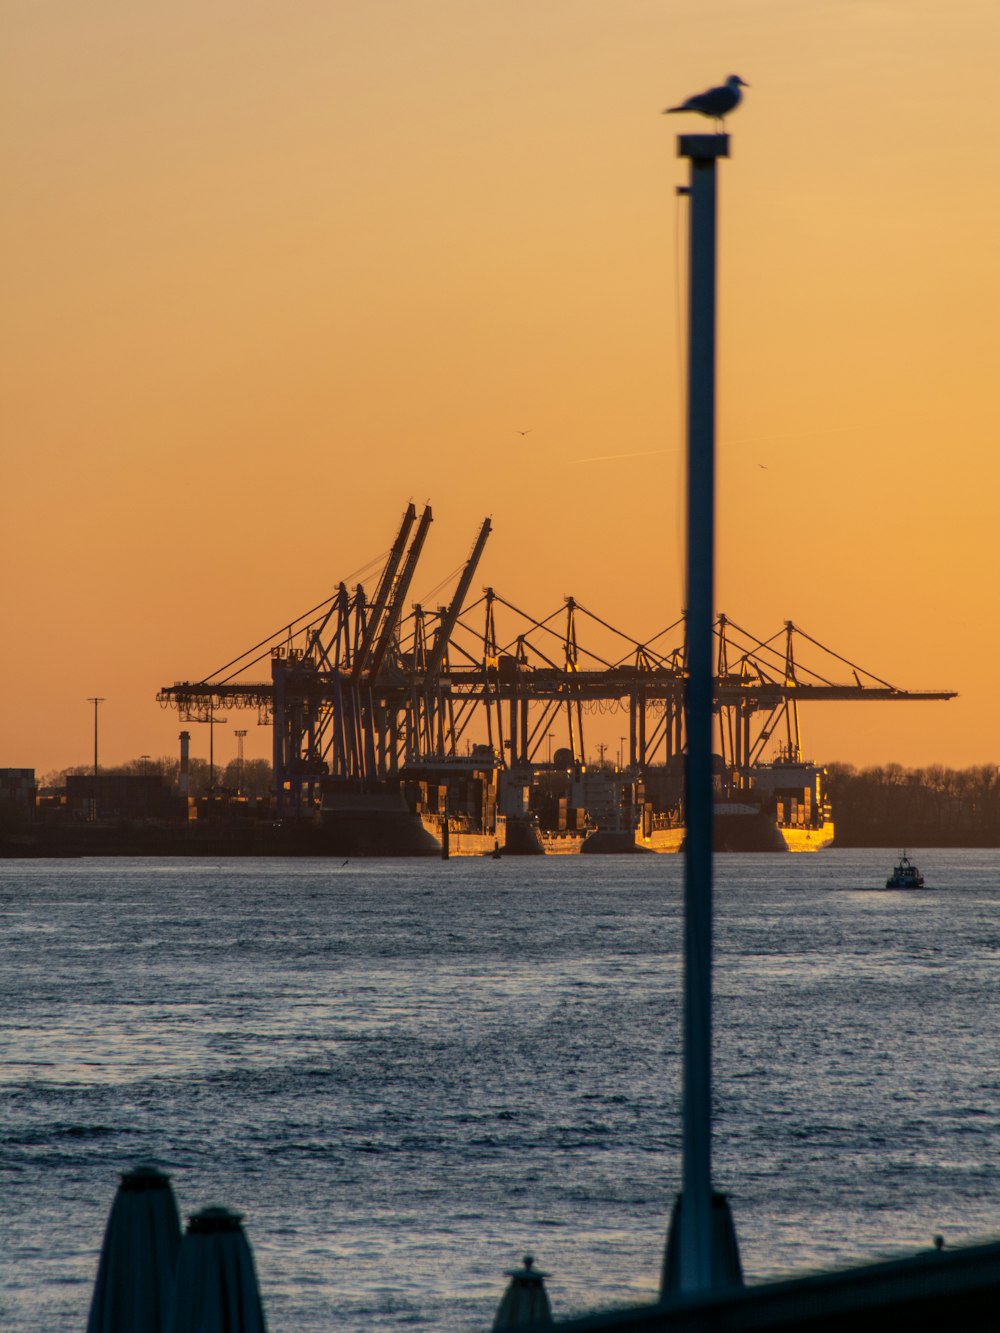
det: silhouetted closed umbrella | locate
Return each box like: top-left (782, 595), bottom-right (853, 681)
top-left (166, 1205), bottom-right (267, 1333)
top-left (493, 1254), bottom-right (553, 1329)
top-left (87, 1165), bottom-right (182, 1333)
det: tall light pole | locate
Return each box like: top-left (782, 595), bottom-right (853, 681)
top-left (85, 697), bottom-right (105, 823)
top-left (208, 707), bottom-right (227, 795)
top-left (663, 131), bottom-right (741, 1297)
top-left (547, 732), bottom-right (554, 766)
top-left (234, 729), bottom-right (248, 795)
top-left (190, 708), bottom-right (227, 799)
top-left (86, 698), bottom-right (105, 778)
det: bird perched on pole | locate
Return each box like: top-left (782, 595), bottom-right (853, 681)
top-left (664, 75), bottom-right (748, 131)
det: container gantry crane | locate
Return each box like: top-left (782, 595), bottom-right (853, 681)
top-left (158, 506), bottom-right (957, 814)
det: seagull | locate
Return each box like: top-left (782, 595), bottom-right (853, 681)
top-left (664, 75), bottom-right (748, 131)
top-left (515, 429), bottom-right (532, 436)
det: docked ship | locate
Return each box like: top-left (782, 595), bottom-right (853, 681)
top-left (403, 752), bottom-right (545, 856)
top-left (320, 748), bottom-right (545, 857)
top-left (693, 753), bottom-right (834, 853)
top-left (588, 751), bottom-right (834, 854)
top-left (532, 759), bottom-right (660, 854)
top-left (531, 757), bottom-right (596, 853)
top-left (530, 759), bottom-right (683, 854)
top-left (750, 752), bottom-right (835, 851)
top-left (313, 746), bottom-right (835, 858)
top-left (319, 783), bottom-right (439, 856)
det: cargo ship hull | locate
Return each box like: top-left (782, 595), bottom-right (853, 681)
top-left (424, 815), bottom-right (502, 856)
top-left (634, 822), bottom-right (685, 854)
top-left (778, 818), bottom-right (836, 852)
top-left (540, 830), bottom-right (587, 854)
top-left (417, 815), bottom-right (546, 856)
top-left (714, 804), bottom-right (789, 852)
top-left (321, 791), bottom-right (441, 856)
top-left (312, 757), bottom-right (838, 857)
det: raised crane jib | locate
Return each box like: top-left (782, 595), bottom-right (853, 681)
top-left (350, 503), bottom-right (417, 684)
top-left (365, 504), bottom-right (434, 681)
top-left (424, 518), bottom-right (491, 684)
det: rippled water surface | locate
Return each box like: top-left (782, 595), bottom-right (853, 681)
top-left (2, 851), bottom-right (999, 1329)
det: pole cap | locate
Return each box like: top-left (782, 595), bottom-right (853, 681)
top-left (187, 1205), bottom-right (245, 1234)
top-left (678, 134), bottom-right (730, 160)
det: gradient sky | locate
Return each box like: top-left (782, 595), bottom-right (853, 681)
top-left (4, 0), bottom-right (999, 778)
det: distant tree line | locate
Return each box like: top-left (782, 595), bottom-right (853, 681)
top-left (826, 762), bottom-right (1000, 846)
top-left (41, 756), bottom-right (274, 800)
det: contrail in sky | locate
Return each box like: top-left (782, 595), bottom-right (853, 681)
top-left (577, 448), bottom-right (669, 464)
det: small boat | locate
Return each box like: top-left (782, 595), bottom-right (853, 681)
top-left (885, 851), bottom-right (925, 890)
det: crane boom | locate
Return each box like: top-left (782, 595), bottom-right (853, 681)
top-left (350, 503), bottom-right (417, 683)
top-left (424, 518), bottom-right (491, 684)
top-left (366, 505), bottom-right (434, 680)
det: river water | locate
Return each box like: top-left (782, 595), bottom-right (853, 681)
top-left (1, 850), bottom-right (998, 1329)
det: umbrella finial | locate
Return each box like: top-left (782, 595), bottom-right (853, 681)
top-left (493, 1253), bottom-right (553, 1329)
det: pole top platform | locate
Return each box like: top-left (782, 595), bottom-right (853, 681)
top-left (678, 134), bottom-right (730, 160)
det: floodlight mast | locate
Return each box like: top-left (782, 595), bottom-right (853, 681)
top-left (670, 132), bottom-right (740, 1295)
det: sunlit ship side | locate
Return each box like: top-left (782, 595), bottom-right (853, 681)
top-left (633, 755), bottom-right (835, 853)
top-left (751, 755), bottom-right (836, 852)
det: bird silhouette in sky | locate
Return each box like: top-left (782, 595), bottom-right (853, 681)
top-left (664, 75), bottom-right (748, 131)
top-left (515, 429), bottom-right (532, 436)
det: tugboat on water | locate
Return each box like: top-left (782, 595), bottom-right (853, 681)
top-left (885, 851), bottom-right (926, 890)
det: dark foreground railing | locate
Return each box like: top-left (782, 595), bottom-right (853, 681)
top-left (546, 1239), bottom-right (1000, 1333)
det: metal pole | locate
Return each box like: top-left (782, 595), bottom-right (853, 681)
top-left (678, 132), bottom-right (727, 1293)
top-left (87, 697), bottom-right (105, 778)
top-left (235, 729), bottom-right (247, 795)
top-left (179, 731), bottom-right (191, 800)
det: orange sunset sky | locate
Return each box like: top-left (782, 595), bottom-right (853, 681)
top-left (4, 0), bottom-right (1000, 779)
